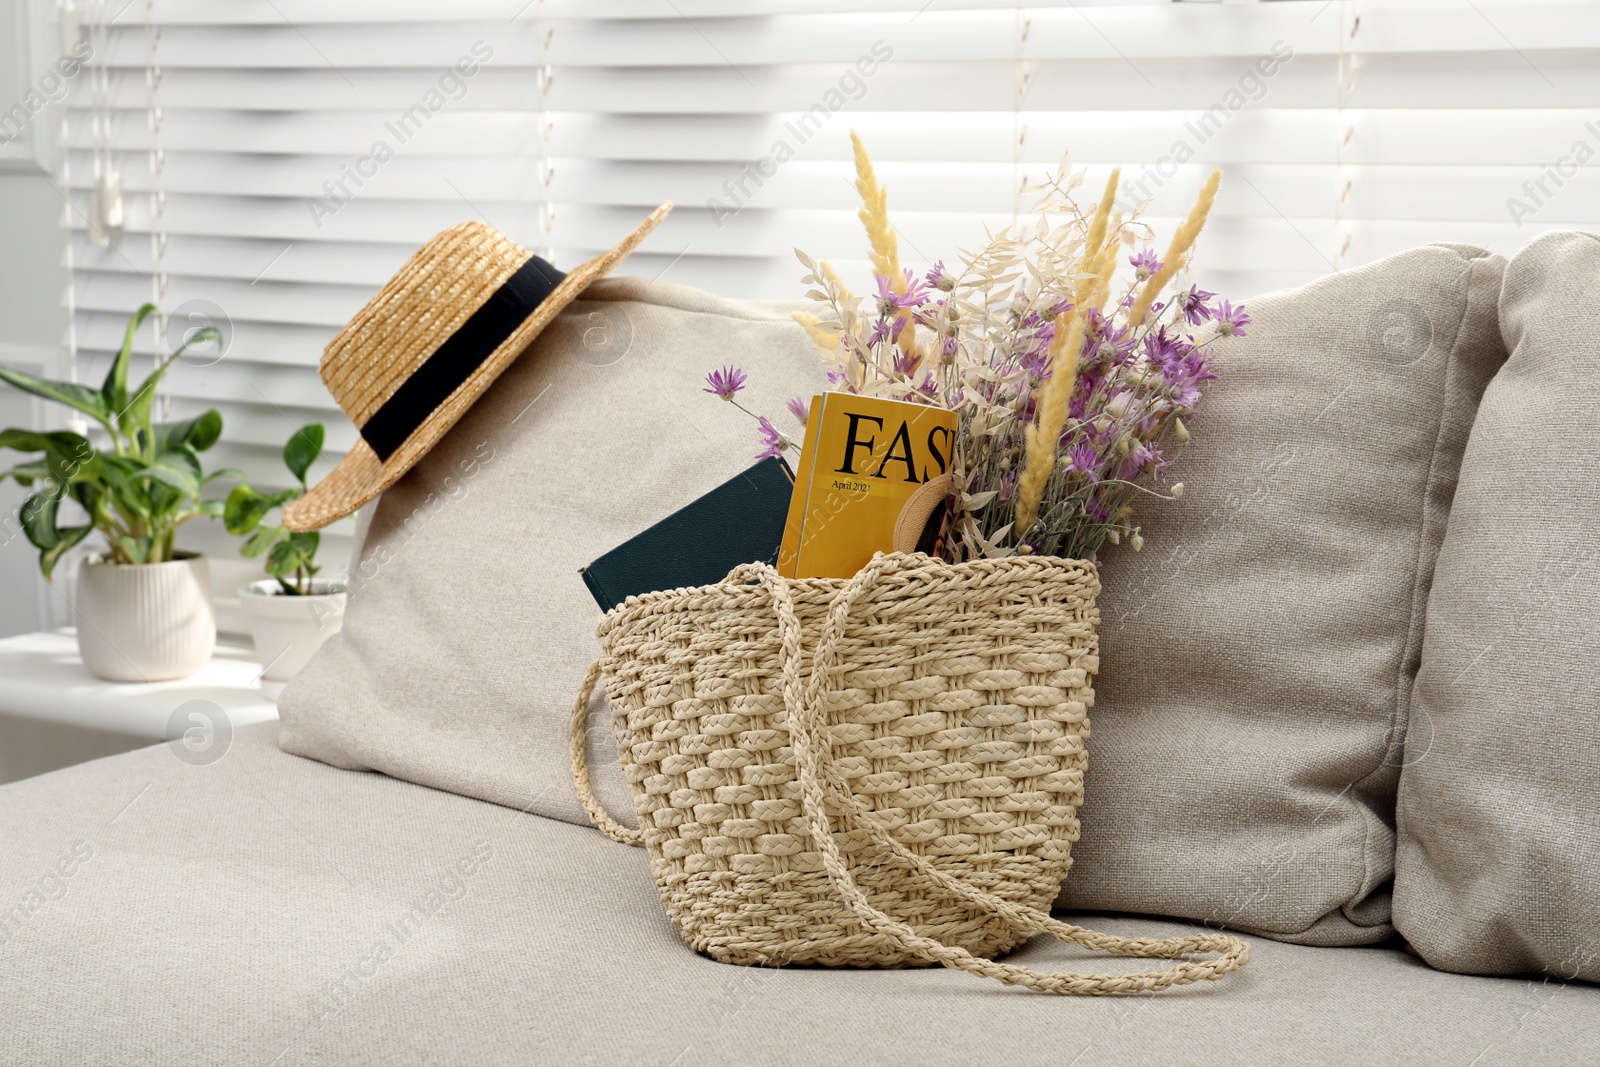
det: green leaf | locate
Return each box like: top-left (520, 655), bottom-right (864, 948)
top-left (118, 350), bottom-right (182, 441)
top-left (202, 467), bottom-right (244, 485)
top-left (18, 482), bottom-right (92, 579)
top-left (0, 428), bottom-right (89, 456)
top-left (118, 323), bottom-right (217, 441)
top-left (115, 534), bottom-right (154, 565)
top-left (287, 530), bottom-right (319, 558)
top-left (241, 524), bottom-right (284, 559)
top-left (196, 497), bottom-right (226, 519)
top-left (101, 303), bottom-right (158, 418)
top-left (67, 480), bottom-right (100, 515)
top-left (141, 462), bottom-right (201, 500)
top-left (39, 524), bottom-right (92, 581)
top-left (0, 364), bottom-right (111, 426)
top-left (224, 485), bottom-right (274, 535)
top-left (152, 409), bottom-right (223, 454)
top-left (138, 447), bottom-right (203, 502)
top-left (0, 428), bottom-right (97, 485)
top-left (283, 424), bottom-right (324, 485)
top-left (264, 530), bottom-right (320, 582)
top-left (20, 484), bottom-right (65, 551)
top-left (265, 536), bottom-right (309, 578)
top-left (3, 460), bottom-right (50, 487)
top-left (98, 454), bottom-right (154, 520)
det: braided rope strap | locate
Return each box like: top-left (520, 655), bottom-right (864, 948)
top-left (569, 658), bottom-right (642, 847)
top-left (570, 554), bottom-right (1250, 993)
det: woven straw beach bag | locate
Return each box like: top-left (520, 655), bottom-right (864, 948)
top-left (570, 552), bottom-right (1249, 994)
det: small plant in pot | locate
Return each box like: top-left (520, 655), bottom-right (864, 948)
top-left (225, 423), bottom-right (346, 699)
top-left (0, 304), bottom-right (229, 682)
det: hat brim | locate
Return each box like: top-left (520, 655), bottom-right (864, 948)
top-left (282, 203), bottom-right (671, 532)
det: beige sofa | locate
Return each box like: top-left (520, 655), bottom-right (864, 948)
top-left (1, 724), bottom-right (1595, 1065)
top-left (4, 234), bottom-right (1598, 1063)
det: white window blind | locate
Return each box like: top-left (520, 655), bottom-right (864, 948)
top-left (55, 0), bottom-right (1600, 567)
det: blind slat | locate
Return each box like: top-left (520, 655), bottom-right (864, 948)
top-left (56, 0), bottom-right (1600, 485)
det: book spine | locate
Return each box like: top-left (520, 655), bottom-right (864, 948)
top-left (777, 398), bottom-right (823, 578)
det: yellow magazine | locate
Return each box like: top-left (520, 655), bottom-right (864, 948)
top-left (778, 392), bottom-right (958, 578)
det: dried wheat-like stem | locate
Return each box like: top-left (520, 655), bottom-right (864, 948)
top-left (1076, 215), bottom-right (1122, 312)
top-left (1127, 168), bottom-right (1221, 326)
top-left (792, 310), bottom-right (839, 356)
top-left (1081, 169), bottom-right (1120, 266)
top-left (1014, 308), bottom-right (1087, 537)
top-left (852, 131), bottom-right (922, 371)
top-left (852, 131), bottom-right (899, 281)
top-left (1085, 234), bottom-right (1119, 310)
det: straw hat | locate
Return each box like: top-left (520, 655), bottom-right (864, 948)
top-left (282, 202), bottom-right (672, 532)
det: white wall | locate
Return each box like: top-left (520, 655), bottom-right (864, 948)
top-left (0, 0), bottom-right (70, 636)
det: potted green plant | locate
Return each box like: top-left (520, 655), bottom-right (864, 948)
top-left (225, 423), bottom-right (346, 699)
top-left (0, 304), bottom-right (229, 681)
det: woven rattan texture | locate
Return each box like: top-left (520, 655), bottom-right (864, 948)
top-left (597, 554), bottom-right (1100, 967)
top-left (322, 222), bottom-right (527, 427)
top-left (282, 204), bottom-right (670, 532)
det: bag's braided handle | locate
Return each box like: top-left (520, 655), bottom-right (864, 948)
top-left (741, 554), bottom-right (1251, 995)
top-left (570, 657), bottom-right (643, 847)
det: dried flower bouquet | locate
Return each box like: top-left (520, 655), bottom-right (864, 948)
top-left (710, 133), bottom-right (1248, 566)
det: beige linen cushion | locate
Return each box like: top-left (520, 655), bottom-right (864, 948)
top-left (278, 277), bottom-right (825, 827)
top-left (1056, 244), bottom-right (1508, 945)
top-left (1393, 231), bottom-right (1600, 979)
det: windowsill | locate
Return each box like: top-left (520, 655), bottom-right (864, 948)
top-left (0, 630), bottom-right (280, 741)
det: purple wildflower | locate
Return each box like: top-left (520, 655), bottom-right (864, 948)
top-left (915, 372), bottom-right (940, 401)
top-left (874, 269), bottom-right (930, 315)
top-left (898, 268), bottom-right (932, 306)
top-left (939, 335), bottom-right (959, 361)
top-left (1179, 284), bottom-right (1216, 326)
top-left (1142, 327), bottom-right (1186, 371)
top-left (786, 395), bottom-right (810, 424)
top-left (1129, 248), bottom-right (1163, 279)
top-left (892, 343), bottom-right (921, 376)
top-left (1062, 442), bottom-right (1099, 477)
top-left (1084, 308), bottom-right (1133, 364)
top-left (1158, 345), bottom-right (1218, 413)
top-left (1124, 441), bottom-right (1159, 477)
top-left (1214, 299), bottom-right (1251, 337)
top-left (925, 261), bottom-right (956, 292)
top-left (703, 365), bottom-right (747, 400)
top-left (755, 416), bottom-right (786, 460)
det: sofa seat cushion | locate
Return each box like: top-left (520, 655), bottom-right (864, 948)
top-left (2, 725), bottom-right (1595, 1066)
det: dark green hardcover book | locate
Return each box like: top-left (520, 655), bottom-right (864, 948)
top-left (579, 456), bottom-right (795, 613)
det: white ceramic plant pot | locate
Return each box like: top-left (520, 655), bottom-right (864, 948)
top-left (75, 552), bottom-right (217, 682)
top-left (239, 579), bottom-right (347, 700)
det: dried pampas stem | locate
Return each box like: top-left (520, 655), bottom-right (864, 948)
top-left (1082, 170), bottom-right (1120, 266)
top-left (852, 131), bottom-right (921, 370)
top-left (793, 310), bottom-right (839, 356)
top-left (852, 131), bottom-right (899, 283)
top-left (1127, 168), bottom-right (1221, 326)
top-left (1014, 308), bottom-right (1087, 537)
